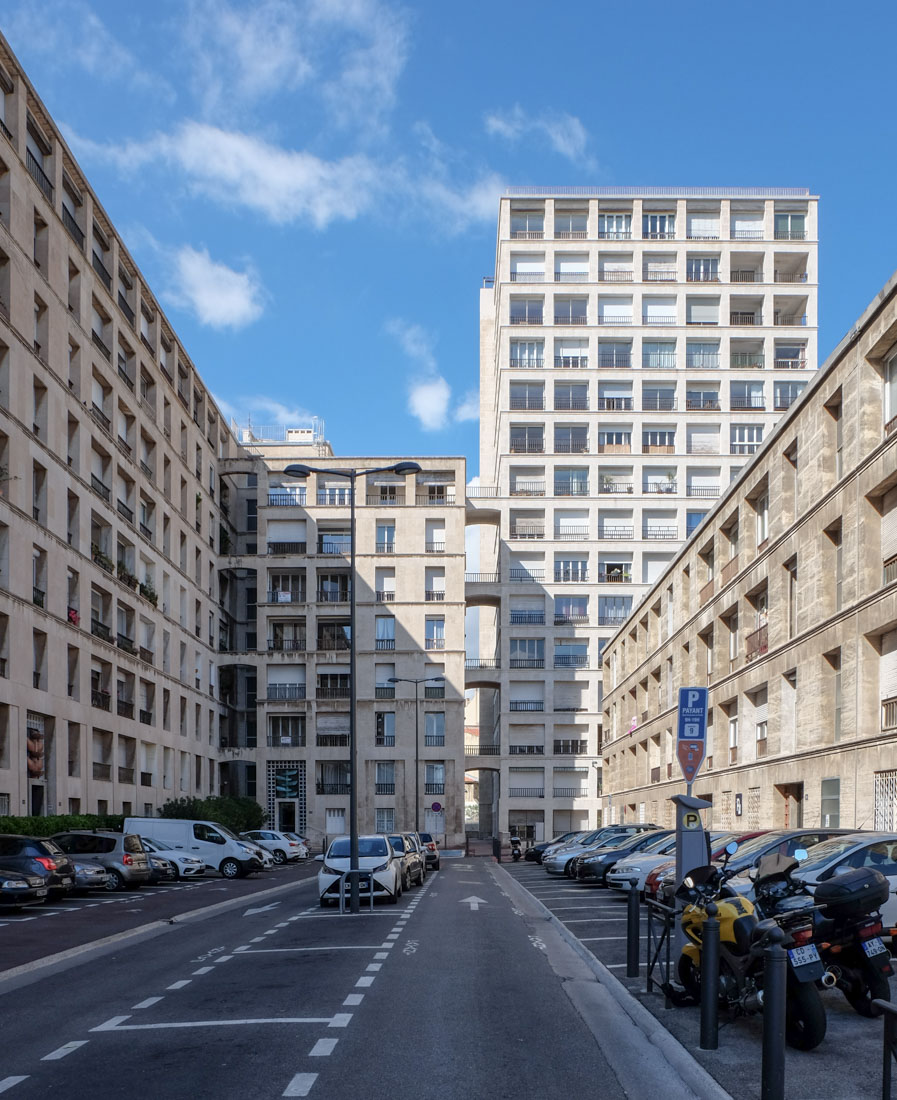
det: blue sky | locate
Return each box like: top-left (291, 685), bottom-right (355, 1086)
top-left (5, 0), bottom-right (896, 474)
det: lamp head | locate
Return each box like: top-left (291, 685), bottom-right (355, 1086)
top-left (387, 677), bottom-right (399, 684)
top-left (283, 464), bottom-right (312, 479)
top-left (390, 461), bottom-right (422, 475)
top-left (429, 675), bottom-right (446, 682)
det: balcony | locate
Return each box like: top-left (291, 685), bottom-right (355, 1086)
top-left (554, 397), bottom-right (589, 411)
top-left (465, 744), bottom-right (501, 756)
top-left (730, 270), bottom-right (761, 283)
top-left (375, 685), bottom-right (395, 699)
top-left (27, 149), bottom-right (54, 201)
top-left (267, 541), bottom-right (306, 555)
top-left (554, 656), bottom-right (588, 669)
top-left (424, 783), bottom-right (445, 795)
top-left (775, 271), bottom-right (809, 283)
top-left (424, 685), bottom-right (445, 699)
top-left (745, 624), bottom-right (768, 662)
top-left (375, 782), bottom-right (396, 795)
top-left (317, 589), bottom-right (350, 603)
top-left (700, 579), bottom-right (715, 604)
top-left (92, 249), bottom-right (112, 290)
top-left (117, 634), bottom-right (137, 655)
top-left (731, 397), bottom-right (766, 410)
top-left (730, 312), bottom-right (759, 326)
top-left (642, 444), bottom-right (675, 454)
top-left (597, 398), bottom-right (632, 412)
top-left (686, 399), bottom-right (720, 411)
top-left (465, 572), bottom-right (500, 583)
top-left (319, 540), bottom-right (352, 555)
top-left (643, 270), bottom-right (676, 282)
top-left (597, 270), bottom-right (633, 282)
top-left (512, 481), bottom-right (545, 496)
top-left (92, 762), bottom-right (112, 782)
top-left (32, 586), bottom-right (45, 608)
top-left (424, 733), bottom-right (445, 745)
top-left (316, 783), bottom-right (351, 795)
top-left (62, 206), bottom-right (85, 249)
top-left (598, 615), bottom-right (626, 627)
top-left (266, 589), bottom-right (305, 604)
top-left (318, 637), bottom-right (351, 651)
top-left (554, 314), bottom-right (587, 326)
top-left (775, 229), bottom-right (807, 240)
top-left (509, 701), bottom-right (544, 712)
top-left (375, 736), bottom-right (395, 747)
top-left (642, 314), bottom-right (676, 326)
top-left (554, 441), bottom-right (589, 454)
top-left (774, 314), bottom-right (807, 326)
top-left (267, 491), bottom-right (306, 507)
top-left (553, 787), bottom-right (588, 798)
top-left (554, 527), bottom-right (589, 541)
top-left (597, 316), bottom-right (633, 326)
top-left (554, 483), bottom-right (589, 497)
top-left (91, 688), bottom-right (111, 710)
top-left (425, 542), bottom-right (445, 553)
top-left (554, 356), bottom-right (588, 369)
top-left (509, 314), bottom-right (543, 326)
top-left (686, 272), bottom-right (720, 283)
top-left (268, 637), bottom-right (306, 652)
top-left (885, 556), bottom-right (897, 585)
top-left (509, 569), bottom-right (544, 582)
top-left (425, 638), bottom-right (445, 650)
top-left (425, 590), bottom-right (446, 601)
top-left (554, 569), bottom-right (588, 583)
top-left (510, 524), bottom-right (544, 539)
top-left (375, 639), bottom-right (396, 650)
top-left (598, 482), bottom-right (633, 495)
top-left (642, 398), bottom-right (676, 411)
top-left (510, 271), bottom-right (545, 282)
top-left (376, 542), bottom-right (397, 554)
top-left (554, 740), bottom-right (588, 755)
top-left (509, 358), bottom-right (544, 369)
top-left (720, 555), bottom-right (740, 584)
top-left (91, 619), bottom-right (112, 642)
top-left (265, 684), bottom-right (307, 701)
top-left (509, 658), bottom-right (544, 669)
top-left (731, 353), bottom-right (765, 369)
top-left (509, 611), bottom-right (544, 625)
top-left (730, 443), bottom-right (761, 455)
top-left (883, 697), bottom-right (897, 733)
top-left (509, 440), bottom-right (544, 454)
top-left (510, 229), bottom-right (544, 240)
top-left (774, 358), bottom-right (807, 370)
top-left (139, 709), bottom-right (153, 725)
top-left (509, 746), bottom-right (545, 757)
top-left (117, 699), bottom-right (134, 719)
top-left (643, 527), bottom-right (677, 539)
top-left (599, 526), bottom-right (633, 539)
top-left (597, 571), bottom-right (632, 583)
top-left (318, 734), bottom-right (350, 747)
top-left (92, 329), bottom-right (111, 361)
top-left (375, 591), bottom-right (395, 603)
top-left (687, 484), bottom-right (719, 498)
top-left (139, 646), bottom-right (154, 665)
top-left (466, 658), bottom-right (500, 670)
top-left (508, 787), bottom-right (544, 798)
top-left (117, 499), bottom-right (135, 523)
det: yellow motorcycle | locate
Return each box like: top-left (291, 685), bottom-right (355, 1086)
top-left (675, 844), bottom-right (827, 1051)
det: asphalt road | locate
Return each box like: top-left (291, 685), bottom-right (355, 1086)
top-left (506, 860), bottom-right (897, 1100)
top-left (0, 859), bottom-right (645, 1100)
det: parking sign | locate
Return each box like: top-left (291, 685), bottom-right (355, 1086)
top-left (676, 687), bottom-right (708, 785)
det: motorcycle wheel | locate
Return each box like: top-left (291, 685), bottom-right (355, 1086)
top-left (845, 959), bottom-right (890, 1018)
top-left (677, 954), bottom-right (702, 1000)
top-left (785, 980), bottom-right (827, 1051)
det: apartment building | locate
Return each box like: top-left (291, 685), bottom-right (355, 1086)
top-left (471, 187), bottom-right (818, 842)
top-left (600, 269), bottom-right (897, 832)
top-left (0, 35), bottom-right (468, 847)
top-left (0, 36), bottom-right (238, 818)
top-left (216, 439), bottom-right (467, 847)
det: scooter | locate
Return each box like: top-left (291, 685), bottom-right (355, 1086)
top-left (510, 837), bottom-right (524, 862)
top-left (675, 842), bottom-right (827, 1051)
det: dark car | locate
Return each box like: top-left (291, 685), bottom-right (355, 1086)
top-left (388, 834), bottom-right (425, 889)
top-left (0, 835), bottom-right (75, 900)
top-left (0, 866), bottom-right (49, 908)
top-left (526, 831), bottom-right (581, 863)
top-left (417, 832), bottom-right (440, 871)
top-left (576, 829), bottom-right (675, 885)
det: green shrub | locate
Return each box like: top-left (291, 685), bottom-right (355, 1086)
top-left (156, 796), bottom-right (266, 833)
top-left (0, 814), bottom-right (125, 837)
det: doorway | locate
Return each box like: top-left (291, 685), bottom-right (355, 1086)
top-left (277, 801), bottom-right (296, 832)
top-left (776, 782), bottom-right (804, 828)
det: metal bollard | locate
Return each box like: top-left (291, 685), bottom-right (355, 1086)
top-left (493, 837), bottom-right (502, 862)
top-left (626, 877), bottom-right (641, 978)
top-left (761, 925), bottom-right (787, 1100)
top-left (699, 901), bottom-right (719, 1050)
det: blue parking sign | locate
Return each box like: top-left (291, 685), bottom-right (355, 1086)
top-left (677, 687), bottom-right (708, 783)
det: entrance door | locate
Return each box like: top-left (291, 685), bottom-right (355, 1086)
top-left (325, 808), bottom-right (346, 840)
top-left (424, 808), bottom-right (445, 838)
top-left (30, 784), bottom-right (44, 816)
top-left (277, 801), bottom-right (296, 832)
top-left (777, 782), bottom-right (804, 828)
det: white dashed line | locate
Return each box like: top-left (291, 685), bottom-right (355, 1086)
top-left (310, 1038), bottom-right (338, 1056)
top-left (0, 1078), bottom-right (28, 1093)
top-left (283, 1073), bottom-right (317, 1097)
top-left (215, 956), bottom-right (233, 963)
top-left (192, 967), bottom-right (214, 976)
top-left (264, 930), bottom-right (278, 935)
top-left (374, 952), bottom-right (389, 960)
top-left (355, 976), bottom-right (374, 987)
top-left (167, 980), bottom-right (191, 990)
top-left (386, 934), bottom-right (399, 940)
top-left (380, 942), bottom-right (394, 949)
top-left (251, 937), bottom-right (265, 943)
top-left (41, 1041), bottom-right (87, 1061)
top-left (328, 1014), bottom-right (352, 1028)
top-left (132, 997), bottom-right (163, 1009)
top-left (343, 994), bottom-right (364, 1006)
top-left (366, 963), bottom-right (382, 972)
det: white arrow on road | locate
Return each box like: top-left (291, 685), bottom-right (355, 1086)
top-left (243, 902), bottom-right (281, 916)
top-left (460, 896), bottom-right (487, 911)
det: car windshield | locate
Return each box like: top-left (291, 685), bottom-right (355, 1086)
top-left (418, 833), bottom-right (434, 844)
top-left (284, 833), bottom-right (304, 843)
top-left (41, 840), bottom-right (64, 856)
top-left (329, 837), bottom-right (388, 858)
top-left (146, 838), bottom-right (172, 851)
top-left (596, 832), bottom-right (643, 851)
top-left (214, 824), bottom-right (242, 841)
top-left (726, 833), bottom-right (791, 869)
top-left (388, 836), bottom-right (405, 850)
top-left (794, 837), bottom-right (864, 873)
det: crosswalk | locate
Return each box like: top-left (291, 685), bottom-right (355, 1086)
top-left (0, 879), bottom-right (215, 927)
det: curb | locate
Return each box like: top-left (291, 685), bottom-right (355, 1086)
top-left (494, 863), bottom-right (733, 1100)
top-left (0, 874), bottom-right (317, 987)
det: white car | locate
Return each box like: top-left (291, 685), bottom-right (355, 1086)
top-left (140, 836), bottom-right (205, 878)
top-left (787, 833), bottom-right (897, 926)
top-left (316, 835), bottom-right (401, 907)
top-left (607, 832), bottom-right (728, 893)
top-left (241, 830), bottom-right (309, 864)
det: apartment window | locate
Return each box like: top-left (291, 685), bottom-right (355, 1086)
top-left (821, 778), bottom-right (840, 827)
top-left (686, 511), bottom-right (708, 537)
top-left (886, 351), bottom-right (897, 429)
top-left (375, 522), bottom-right (395, 553)
top-left (598, 596), bottom-right (631, 626)
top-left (728, 709), bottom-right (739, 762)
top-left (375, 616), bottom-right (395, 650)
top-left (598, 213), bottom-right (631, 239)
top-left (510, 638), bottom-right (544, 668)
top-left (509, 298), bottom-right (543, 325)
top-left (510, 382), bottom-right (544, 410)
top-left (755, 492), bottom-right (769, 546)
top-left (425, 618), bottom-right (445, 650)
top-left (826, 522), bottom-right (843, 611)
top-left (726, 612), bottom-right (739, 664)
top-left (555, 209), bottom-right (587, 238)
top-left (425, 763), bottom-right (445, 794)
top-left (510, 340), bottom-right (544, 368)
top-left (774, 212), bottom-right (805, 240)
top-left (510, 209), bottom-right (544, 238)
top-left (375, 807), bottom-right (395, 833)
top-left (425, 712), bottom-right (445, 745)
top-left (554, 298), bottom-right (587, 325)
top-left (643, 213), bottom-right (675, 239)
top-left (775, 380), bottom-right (806, 411)
top-left (784, 557), bottom-right (798, 638)
top-left (825, 650), bottom-right (842, 741)
top-left (509, 425), bottom-right (544, 454)
top-left (376, 712), bottom-right (395, 746)
top-left (687, 256), bottom-right (719, 281)
top-left (730, 424), bottom-right (763, 455)
top-left (642, 429), bottom-right (675, 448)
top-left (642, 341), bottom-right (676, 369)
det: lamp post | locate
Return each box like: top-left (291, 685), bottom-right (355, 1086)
top-left (283, 460), bottom-right (421, 913)
top-left (388, 675), bottom-right (446, 832)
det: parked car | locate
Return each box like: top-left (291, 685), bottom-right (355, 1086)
top-left (404, 833), bottom-right (428, 879)
top-left (123, 817), bottom-right (262, 878)
top-left (417, 832), bottom-right (440, 871)
top-left (544, 826), bottom-right (659, 877)
top-left (576, 830), bottom-right (675, 885)
top-left (70, 860), bottom-right (111, 894)
top-left (646, 832), bottom-right (767, 900)
top-left (241, 830), bottom-right (309, 863)
top-left (607, 831), bottom-right (730, 893)
top-left (389, 834), bottom-right (425, 889)
top-left (147, 853), bottom-right (178, 884)
top-left (52, 830), bottom-right (152, 892)
top-left (317, 835), bottom-right (402, 906)
top-left (0, 866), bottom-right (48, 908)
top-left (139, 837), bottom-right (205, 878)
top-left (526, 831), bottom-right (583, 864)
top-left (0, 835), bottom-right (75, 900)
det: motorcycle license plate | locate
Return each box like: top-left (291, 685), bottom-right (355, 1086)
top-left (862, 937), bottom-right (888, 958)
top-left (788, 944), bottom-right (821, 968)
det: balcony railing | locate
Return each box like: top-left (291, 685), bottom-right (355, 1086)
top-left (554, 314), bottom-right (588, 326)
top-left (375, 782), bottom-right (396, 795)
top-left (553, 787), bottom-right (588, 798)
top-left (554, 397), bottom-right (589, 411)
top-left (375, 591), bottom-right (395, 602)
top-left (465, 572), bottom-right (500, 583)
top-left (425, 542), bottom-right (445, 553)
top-left (730, 270), bottom-right (761, 283)
top-left (467, 485), bottom-right (500, 498)
top-left (745, 624), bottom-right (768, 662)
top-left (139, 709), bottom-right (153, 725)
top-left (730, 443), bottom-right (761, 455)
top-left (117, 699), bottom-right (134, 719)
top-left (32, 585), bottom-right (45, 608)
top-left (597, 270), bottom-right (632, 282)
top-left (466, 658), bottom-right (500, 670)
top-left (316, 783), bottom-right (351, 795)
top-left (91, 473), bottom-right (111, 502)
top-left (91, 688), bottom-right (111, 710)
top-left (509, 569), bottom-right (544, 582)
top-left (509, 358), bottom-right (544, 369)
top-left (509, 440), bottom-right (544, 454)
top-left (686, 399), bottom-right (720, 411)
top-left (267, 637), bottom-right (306, 652)
top-left (266, 590), bottom-right (305, 603)
top-left (642, 398), bottom-right (676, 411)
top-left (598, 482), bottom-right (633, 494)
top-left (642, 314), bottom-right (676, 326)
top-left (509, 611), bottom-right (544, 625)
top-left (117, 634), bottom-right (136, 655)
top-left (62, 206), bottom-right (85, 249)
top-left (554, 527), bottom-right (589, 541)
top-left (317, 685), bottom-right (351, 700)
top-left (317, 589), bottom-right (350, 603)
top-left (555, 569), bottom-right (588, 583)
top-left (510, 525), bottom-right (544, 539)
top-left (511, 481), bottom-right (545, 496)
top-left (597, 398), bottom-right (632, 412)
top-left (317, 637), bottom-right (351, 651)
top-left (511, 271), bottom-right (545, 282)
top-left (720, 555), bottom-right (740, 585)
top-left (597, 571), bottom-right (631, 583)
top-left (91, 619), bottom-right (112, 642)
top-left (375, 639), bottom-right (396, 650)
top-left (883, 697), bottom-right (897, 733)
top-left (598, 616), bottom-right (626, 627)
top-left (884, 555), bottom-right (897, 585)
top-left (599, 526), bottom-right (633, 539)
top-left (686, 355), bottom-right (720, 368)
top-left (265, 684), bottom-right (307, 701)
top-left (509, 314), bottom-right (543, 326)
top-left (92, 762), bottom-right (111, 782)
top-left (425, 590), bottom-right (445, 601)
top-left (774, 358), bottom-right (807, 370)
top-left (730, 312), bottom-right (759, 326)
top-left (267, 733), bottom-right (305, 747)
top-left (643, 527), bottom-right (677, 539)
top-left (644, 482), bottom-right (677, 495)
top-left (554, 741), bottom-right (588, 755)
top-left (554, 483), bottom-right (589, 497)
top-left (375, 686), bottom-right (395, 699)
top-left (267, 542), bottom-right (307, 555)
top-left (425, 638), bottom-right (445, 650)
top-left (554, 656), bottom-right (588, 668)
top-left (508, 787), bottom-right (544, 798)
top-left (27, 149), bottom-right (54, 200)
top-left (317, 490), bottom-right (353, 506)
top-left (375, 542), bottom-right (396, 554)
top-left (424, 783), bottom-right (445, 795)
top-left (687, 484), bottom-right (719, 497)
top-left (510, 230), bottom-right (544, 239)
top-left (731, 397), bottom-right (766, 410)
top-left (597, 316), bottom-right (633, 326)
top-left (319, 540), bottom-right (352, 555)
top-left (424, 733), bottom-right (445, 745)
top-left (509, 658), bottom-right (544, 669)
top-left (465, 744), bottom-right (501, 756)
top-left (555, 356), bottom-right (589, 368)
top-left (775, 229), bottom-right (807, 240)
top-left (553, 441), bottom-right (589, 454)
top-left (509, 701), bottom-right (544, 712)
top-left (317, 734), bottom-right (350, 747)
top-left (366, 493), bottom-right (405, 506)
top-left (731, 353), bottom-right (765, 369)
top-left (267, 491), bottom-right (306, 507)
top-left (774, 314), bottom-right (807, 327)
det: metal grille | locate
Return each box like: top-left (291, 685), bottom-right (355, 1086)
top-left (747, 787), bottom-right (761, 830)
top-left (266, 760), bottom-right (306, 834)
top-left (717, 791), bottom-right (733, 830)
top-left (874, 771), bottom-right (897, 831)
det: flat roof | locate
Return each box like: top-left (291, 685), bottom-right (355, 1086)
top-left (504, 186), bottom-right (815, 199)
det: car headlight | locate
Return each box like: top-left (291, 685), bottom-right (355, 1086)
top-left (322, 863), bottom-right (341, 876)
top-left (2, 880), bottom-right (27, 889)
top-left (372, 861), bottom-right (389, 872)
top-left (238, 844), bottom-right (254, 856)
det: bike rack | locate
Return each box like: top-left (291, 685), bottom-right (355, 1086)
top-left (645, 897), bottom-right (676, 1008)
top-left (875, 998), bottom-right (897, 1099)
top-left (337, 869), bottom-right (375, 913)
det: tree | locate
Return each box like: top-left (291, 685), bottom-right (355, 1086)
top-left (157, 796), bottom-right (266, 832)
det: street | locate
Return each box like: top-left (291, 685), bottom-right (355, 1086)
top-left (0, 857), bottom-right (695, 1100)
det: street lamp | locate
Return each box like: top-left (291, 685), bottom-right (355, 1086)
top-left (282, 460), bottom-right (421, 913)
top-left (388, 675), bottom-right (445, 832)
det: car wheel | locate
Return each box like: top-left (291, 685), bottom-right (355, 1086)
top-left (417, 866), bottom-right (425, 886)
top-left (105, 869), bottom-right (126, 892)
top-left (388, 886), bottom-right (399, 904)
top-left (433, 861), bottom-right (440, 872)
top-left (272, 850), bottom-right (287, 865)
top-left (219, 858), bottom-right (241, 879)
top-left (320, 896), bottom-right (330, 908)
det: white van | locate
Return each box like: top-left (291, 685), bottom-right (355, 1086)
top-left (123, 818), bottom-right (262, 879)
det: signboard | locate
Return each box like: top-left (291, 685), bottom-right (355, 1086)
top-left (681, 810), bottom-right (702, 830)
top-left (676, 687), bottom-right (709, 785)
top-left (735, 793), bottom-right (743, 817)
top-left (430, 801), bottom-right (442, 812)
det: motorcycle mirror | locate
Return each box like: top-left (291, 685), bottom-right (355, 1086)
top-left (683, 875), bottom-right (694, 888)
top-left (725, 841), bottom-right (739, 856)
top-left (793, 848), bottom-right (808, 862)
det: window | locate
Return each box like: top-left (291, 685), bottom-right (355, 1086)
top-left (510, 340), bottom-right (543, 368)
top-left (554, 298), bottom-right (587, 324)
top-left (555, 208), bottom-right (587, 237)
top-left (686, 511), bottom-right (708, 537)
top-left (375, 807), bottom-right (395, 833)
top-left (686, 342), bottom-right (719, 368)
top-left (730, 424), bottom-right (763, 455)
top-left (509, 298), bottom-right (543, 324)
top-left (425, 712), bottom-right (445, 745)
top-left (510, 209), bottom-right (544, 238)
top-left (774, 212), bottom-right (805, 240)
top-left (425, 763), bottom-right (445, 794)
top-left (510, 638), bottom-right (544, 668)
top-left (425, 618), bottom-right (445, 650)
top-left (642, 341), bottom-right (676, 369)
top-left (375, 616), bottom-right (395, 650)
top-left (687, 256), bottom-right (719, 281)
top-left (375, 522), bottom-right (395, 553)
top-left (642, 429), bottom-right (675, 448)
top-left (755, 492), bottom-right (769, 545)
top-left (376, 712), bottom-right (395, 746)
top-left (784, 557), bottom-right (798, 637)
top-left (775, 380), bottom-right (806, 411)
top-left (598, 213), bottom-right (631, 240)
top-left (886, 351), bottom-right (897, 429)
top-left (821, 778), bottom-right (840, 828)
top-left (643, 213), bottom-right (675, 239)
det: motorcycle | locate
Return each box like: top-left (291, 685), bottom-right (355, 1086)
top-left (510, 837), bottom-right (524, 862)
top-left (675, 842), bottom-right (827, 1051)
top-left (748, 851), bottom-right (893, 1018)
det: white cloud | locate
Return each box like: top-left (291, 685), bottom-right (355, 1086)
top-left (484, 104), bottom-right (592, 164)
top-left (164, 246), bottom-right (265, 330)
top-left (212, 392), bottom-right (316, 430)
top-left (454, 391), bottom-right (479, 422)
top-left (386, 318), bottom-right (453, 431)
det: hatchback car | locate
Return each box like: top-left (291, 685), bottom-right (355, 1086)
top-left (526, 832), bottom-right (581, 863)
top-left (389, 834), bottom-right (425, 889)
top-left (0, 835), bottom-right (75, 900)
top-left (317, 835), bottom-right (401, 906)
top-left (139, 837), bottom-right (205, 878)
top-left (0, 867), bottom-right (48, 908)
top-left (576, 830), bottom-right (675, 885)
top-left (71, 860), bottom-right (111, 894)
top-left (544, 826), bottom-right (659, 878)
top-left (241, 830), bottom-right (309, 864)
top-left (147, 854), bottom-right (178, 884)
top-left (784, 833), bottom-right (897, 926)
top-left (417, 832), bottom-right (440, 871)
top-left (51, 830), bottom-right (151, 892)
top-left (608, 831), bottom-right (730, 893)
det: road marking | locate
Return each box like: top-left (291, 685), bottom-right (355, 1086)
top-left (276, 922), bottom-right (289, 928)
top-left (234, 946), bottom-right (251, 952)
top-left (328, 1014), bottom-right (352, 1028)
top-left (386, 934), bottom-right (399, 940)
top-left (355, 976), bottom-right (374, 987)
top-left (366, 963), bottom-right (382, 972)
top-left (460, 895), bottom-right (487, 911)
top-left (579, 936), bottom-right (648, 942)
top-left (374, 952), bottom-right (389, 960)
top-left (343, 994), bottom-right (364, 1006)
top-left (224, 946), bottom-right (387, 954)
top-left (167, 980), bottom-right (191, 990)
top-left (132, 997), bottom-right (163, 1009)
top-left (244, 902), bottom-right (281, 916)
top-left (193, 967), bottom-right (214, 975)
top-left (251, 937), bottom-right (265, 943)
top-left (0, 1078), bottom-right (28, 1093)
top-left (91, 1015), bottom-right (335, 1032)
top-left (283, 1073), bottom-right (317, 1097)
top-left (264, 930), bottom-right (278, 935)
top-left (215, 955), bottom-right (233, 962)
top-left (310, 1039), bottom-right (338, 1056)
top-left (41, 1041), bottom-right (87, 1061)
top-left (561, 917), bottom-right (627, 923)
